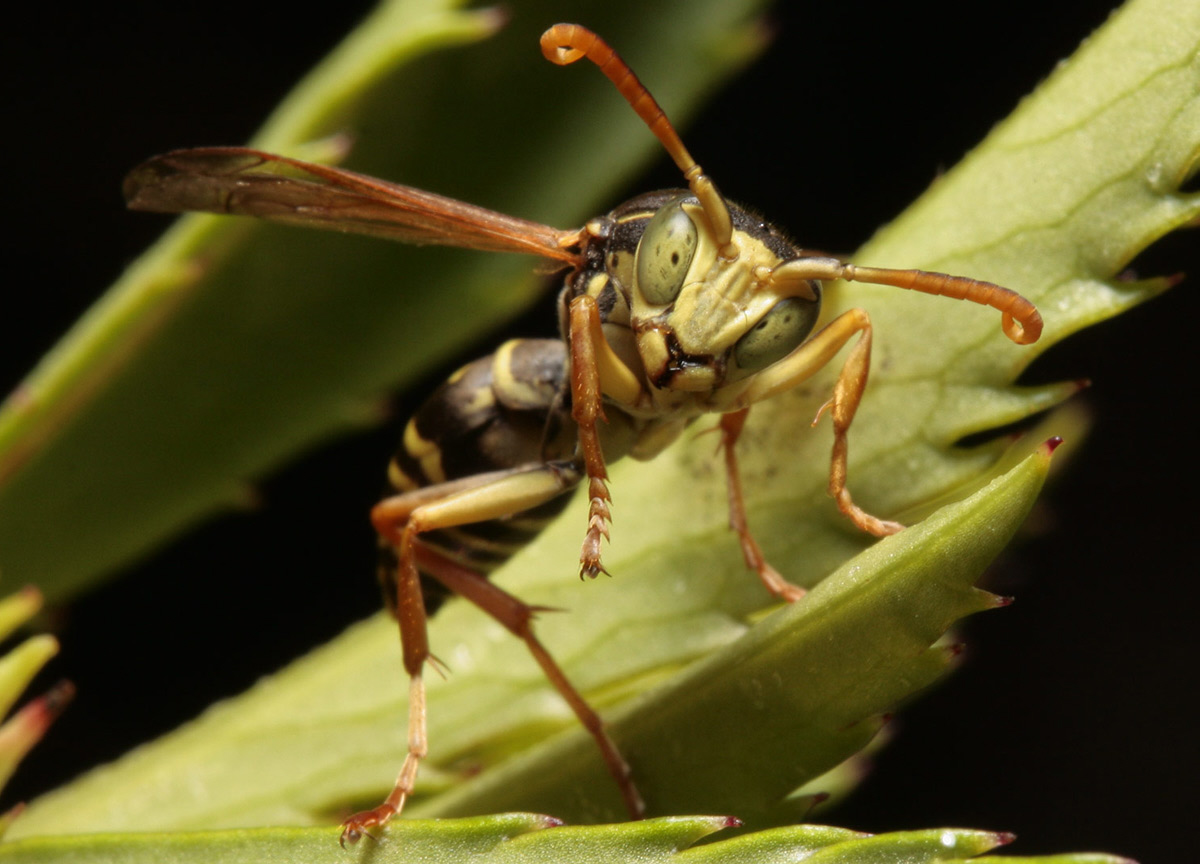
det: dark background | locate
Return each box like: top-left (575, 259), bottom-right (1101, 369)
top-left (3, 1), bottom-right (1195, 861)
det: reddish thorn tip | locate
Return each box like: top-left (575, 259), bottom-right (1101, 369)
top-left (946, 642), bottom-right (966, 657)
top-left (993, 594), bottom-right (1016, 608)
top-left (993, 831), bottom-right (1017, 846)
top-left (17, 585), bottom-right (43, 603)
top-left (798, 792), bottom-right (832, 820)
top-left (479, 5), bottom-right (510, 33)
top-left (3, 803), bottom-right (26, 821)
top-left (1043, 436), bottom-right (1063, 454)
top-left (6, 385), bottom-right (35, 411)
top-left (721, 816), bottom-right (744, 829)
top-left (41, 680), bottom-right (76, 717)
top-left (1164, 271), bottom-right (1186, 287)
top-left (1073, 378), bottom-right (1092, 392)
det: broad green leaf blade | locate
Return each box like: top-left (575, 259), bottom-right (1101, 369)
top-left (416, 445), bottom-right (1053, 825)
top-left (0, 817), bottom-right (1128, 864)
top-left (7, 445), bottom-right (1051, 836)
top-left (0, 814), bottom-right (567, 864)
top-left (0, 0), bottom-right (770, 601)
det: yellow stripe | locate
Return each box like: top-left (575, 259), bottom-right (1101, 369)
top-left (403, 418), bottom-right (446, 485)
top-left (493, 340), bottom-right (554, 408)
top-left (386, 459), bottom-right (420, 492)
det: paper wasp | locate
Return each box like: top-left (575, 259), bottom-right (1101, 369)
top-left (123, 23), bottom-right (1042, 843)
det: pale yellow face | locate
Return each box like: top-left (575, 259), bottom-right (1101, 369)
top-left (628, 198), bottom-right (821, 396)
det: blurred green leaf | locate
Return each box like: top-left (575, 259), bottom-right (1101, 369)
top-left (0, 589), bottom-right (70, 801)
top-left (0, 816), bottom-right (1133, 864)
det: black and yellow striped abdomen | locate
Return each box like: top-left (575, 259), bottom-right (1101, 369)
top-left (380, 338), bottom-right (578, 612)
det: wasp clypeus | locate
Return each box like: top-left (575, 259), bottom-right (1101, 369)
top-left (124, 23), bottom-right (1042, 843)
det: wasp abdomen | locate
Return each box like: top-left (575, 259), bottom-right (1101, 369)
top-left (380, 339), bottom-right (577, 613)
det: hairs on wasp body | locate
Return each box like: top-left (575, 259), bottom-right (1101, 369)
top-left (123, 22), bottom-right (1043, 844)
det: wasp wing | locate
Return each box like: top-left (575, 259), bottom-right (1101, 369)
top-left (124, 147), bottom-right (582, 263)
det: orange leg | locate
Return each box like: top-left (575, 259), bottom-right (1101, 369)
top-left (725, 308), bottom-right (903, 538)
top-left (341, 462), bottom-right (585, 844)
top-left (341, 513), bottom-right (429, 844)
top-left (564, 293), bottom-right (643, 578)
top-left (718, 409), bottom-right (807, 602)
top-left (418, 545), bottom-right (643, 820)
top-left (809, 312), bottom-right (903, 537)
top-left (568, 295), bottom-right (615, 579)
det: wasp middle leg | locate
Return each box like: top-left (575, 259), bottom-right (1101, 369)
top-left (717, 408), bottom-right (808, 602)
top-left (566, 293), bottom-right (644, 579)
top-left (414, 540), bottom-right (643, 820)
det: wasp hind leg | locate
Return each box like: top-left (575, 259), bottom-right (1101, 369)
top-left (341, 460), bottom-right (641, 844)
top-left (416, 543), bottom-right (644, 820)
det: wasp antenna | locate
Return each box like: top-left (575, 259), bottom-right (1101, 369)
top-left (541, 24), bottom-right (735, 254)
top-left (843, 264), bottom-right (1044, 345)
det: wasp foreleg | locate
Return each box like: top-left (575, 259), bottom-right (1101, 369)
top-left (417, 544), bottom-right (644, 820)
top-left (733, 308), bottom-right (904, 538)
top-left (567, 294), bottom-right (642, 579)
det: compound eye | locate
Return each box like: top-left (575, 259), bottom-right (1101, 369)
top-left (635, 200), bottom-right (698, 305)
top-left (734, 296), bottom-right (821, 371)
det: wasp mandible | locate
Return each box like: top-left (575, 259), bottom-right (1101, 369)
top-left (124, 23), bottom-right (1043, 843)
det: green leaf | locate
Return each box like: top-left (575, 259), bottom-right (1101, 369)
top-left (0, 816), bottom-right (1130, 864)
top-left (433, 451), bottom-right (1064, 827)
top-left (0, 589), bottom-right (71, 800)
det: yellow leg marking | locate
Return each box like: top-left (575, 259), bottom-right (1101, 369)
top-left (569, 295), bottom-right (643, 406)
top-left (373, 463), bottom-right (582, 535)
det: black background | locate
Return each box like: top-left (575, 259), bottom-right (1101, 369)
top-left (3, 2), bottom-right (1195, 862)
